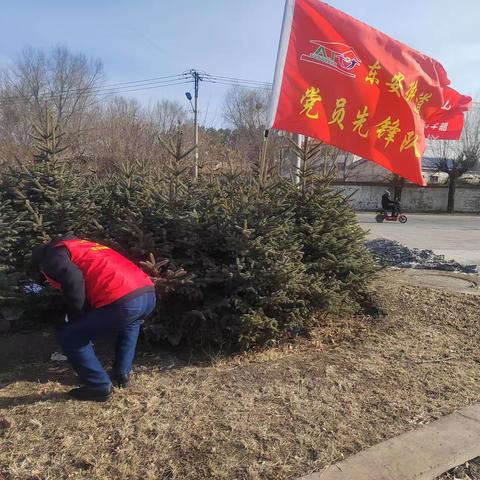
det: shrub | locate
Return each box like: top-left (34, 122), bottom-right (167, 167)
top-left (100, 163), bottom-right (375, 349)
top-left (0, 127), bottom-right (375, 347)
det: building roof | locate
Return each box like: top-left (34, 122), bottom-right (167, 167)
top-left (422, 156), bottom-right (480, 172)
top-left (422, 156), bottom-right (442, 170)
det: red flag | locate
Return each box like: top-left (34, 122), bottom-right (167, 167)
top-left (268, 0), bottom-right (472, 185)
top-left (424, 86), bottom-right (472, 140)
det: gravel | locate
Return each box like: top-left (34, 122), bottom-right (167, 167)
top-left (436, 457), bottom-right (480, 479)
top-left (366, 238), bottom-right (478, 274)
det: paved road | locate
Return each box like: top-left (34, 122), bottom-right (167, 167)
top-left (357, 213), bottom-right (480, 266)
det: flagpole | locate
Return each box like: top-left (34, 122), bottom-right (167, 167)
top-left (259, 129), bottom-right (269, 184)
top-left (293, 133), bottom-right (303, 184)
top-left (266, 0), bottom-right (295, 128)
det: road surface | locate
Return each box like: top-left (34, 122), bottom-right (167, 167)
top-left (357, 213), bottom-right (480, 266)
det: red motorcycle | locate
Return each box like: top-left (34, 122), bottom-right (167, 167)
top-left (375, 205), bottom-right (407, 224)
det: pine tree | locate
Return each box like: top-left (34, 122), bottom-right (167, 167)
top-left (95, 136), bottom-right (376, 349)
top-left (0, 194), bottom-right (30, 332)
top-left (96, 126), bottom-right (197, 258)
top-left (0, 195), bottom-right (24, 302)
top-left (285, 138), bottom-right (376, 314)
top-left (138, 177), bottom-right (316, 348)
top-left (95, 160), bottom-right (159, 257)
top-left (0, 195), bottom-right (24, 274)
top-left (3, 114), bottom-right (101, 270)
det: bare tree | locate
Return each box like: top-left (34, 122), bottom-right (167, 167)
top-left (0, 79), bottom-right (32, 167)
top-left (385, 173), bottom-right (406, 201)
top-left (437, 150), bottom-right (478, 213)
top-left (10, 46), bottom-right (103, 125)
top-left (462, 104), bottom-right (480, 154)
top-left (0, 46), bottom-right (103, 163)
top-left (149, 100), bottom-right (187, 134)
top-left (222, 85), bottom-right (281, 173)
top-left (0, 47), bottom-right (104, 168)
top-left (223, 85), bottom-right (269, 131)
top-left (91, 97), bottom-right (161, 170)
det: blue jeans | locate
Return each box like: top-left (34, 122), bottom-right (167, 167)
top-left (57, 291), bottom-right (156, 388)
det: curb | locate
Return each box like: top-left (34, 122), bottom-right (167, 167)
top-left (299, 404), bottom-right (480, 480)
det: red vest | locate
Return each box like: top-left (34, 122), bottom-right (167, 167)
top-left (46, 239), bottom-right (153, 308)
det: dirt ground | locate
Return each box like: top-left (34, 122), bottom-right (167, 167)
top-left (1, 271), bottom-right (480, 480)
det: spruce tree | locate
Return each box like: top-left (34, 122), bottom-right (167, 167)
top-left (4, 114), bottom-right (101, 270)
top-left (0, 195), bottom-right (24, 303)
top-left (285, 138), bottom-right (375, 314)
top-left (0, 194), bottom-right (33, 332)
top-left (95, 137), bottom-right (376, 349)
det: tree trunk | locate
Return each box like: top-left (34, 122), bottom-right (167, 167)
top-left (447, 175), bottom-right (456, 213)
top-left (392, 174), bottom-right (405, 201)
top-left (393, 183), bottom-right (403, 201)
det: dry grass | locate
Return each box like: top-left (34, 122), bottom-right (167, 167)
top-left (1, 272), bottom-right (480, 480)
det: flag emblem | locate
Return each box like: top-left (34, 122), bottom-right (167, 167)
top-left (300, 41), bottom-right (361, 78)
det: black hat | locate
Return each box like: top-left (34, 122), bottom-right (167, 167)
top-left (29, 243), bottom-right (48, 274)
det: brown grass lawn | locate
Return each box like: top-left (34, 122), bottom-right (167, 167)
top-left (1, 272), bottom-right (480, 480)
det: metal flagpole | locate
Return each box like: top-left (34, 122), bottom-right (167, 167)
top-left (293, 133), bottom-right (304, 184)
top-left (259, 129), bottom-right (270, 184)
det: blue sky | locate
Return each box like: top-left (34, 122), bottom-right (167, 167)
top-left (0, 0), bottom-right (478, 126)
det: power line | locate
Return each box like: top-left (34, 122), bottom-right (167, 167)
top-left (80, 73), bottom-right (189, 90)
top-left (0, 70), bottom-right (274, 107)
top-left (204, 74), bottom-right (272, 86)
top-left (91, 81), bottom-right (193, 104)
top-left (0, 76), bottom-right (191, 106)
top-left (93, 80), bottom-right (193, 97)
top-left (84, 79), bottom-right (191, 96)
top-left (0, 73), bottom-right (189, 103)
top-left (1, 80), bottom-right (191, 105)
top-left (203, 78), bottom-right (272, 90)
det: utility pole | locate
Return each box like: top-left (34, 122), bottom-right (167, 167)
top-left (193, 70), bottom-right (200, 181)
top-left (185, 70), bottom-right (202, 181)
top-left (184, 70), bottom-right (202, 181)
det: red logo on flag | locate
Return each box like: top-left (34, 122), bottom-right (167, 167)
top-left (300, 41), bottom-right (361, 78)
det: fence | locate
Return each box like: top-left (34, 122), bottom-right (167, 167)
top-left (334, 183), bottom-right (480, 213)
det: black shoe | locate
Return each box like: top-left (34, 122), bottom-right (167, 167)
top-left (109, 371), bottom-right (130, 388)
top-left (68, 385), bottom-right (112, 402)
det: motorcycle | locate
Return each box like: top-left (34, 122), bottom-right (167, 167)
top-left (375, 203), bottom-right (407, 223)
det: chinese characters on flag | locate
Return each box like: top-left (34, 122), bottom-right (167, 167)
top-left (267, 0), bottom-right (472, 185)
top-left (424, 86), bottom-right (472, 140)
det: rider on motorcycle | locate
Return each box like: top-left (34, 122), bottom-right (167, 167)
top-left (381, 190), bottom-right (399, 216)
